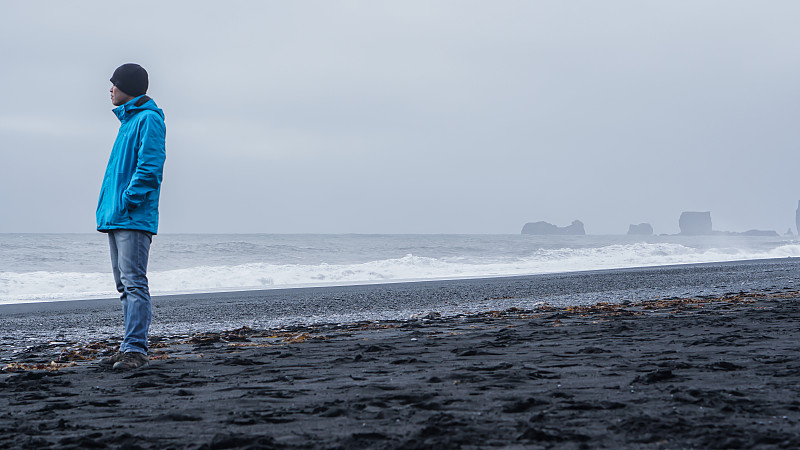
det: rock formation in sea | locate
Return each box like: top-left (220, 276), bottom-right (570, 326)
top-left (679, 211), bottom-right (713, 235)
top-left (521, 220), bottom-right (586, 235)
top-left (740, 230), bottom-right (780, 237)
top-left (627, 223), bottom-right (653, 236)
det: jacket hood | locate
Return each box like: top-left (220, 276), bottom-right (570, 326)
top-left (113, 95), bottom-right (165, 122)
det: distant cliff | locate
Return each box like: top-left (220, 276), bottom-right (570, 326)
top-left (627, 223), bottom-right (653, 236)
top-left (679, 211), bottom-right (713, 235)
top-left (796, 201), bottom-right (800, 235)
top-left (740, 229), bottom-right (779, 237)
top-left (522, 220), bottom-right (585, 235)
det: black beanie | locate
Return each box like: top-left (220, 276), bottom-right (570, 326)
top-left (110, 63), bottom-right (149, 97)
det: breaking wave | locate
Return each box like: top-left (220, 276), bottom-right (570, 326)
top-left (2, 241), bottom-right (799, 304)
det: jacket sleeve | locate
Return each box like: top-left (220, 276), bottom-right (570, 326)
top-left (123, 112), bottom-right (166, 211)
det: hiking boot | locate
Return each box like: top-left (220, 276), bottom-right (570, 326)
top-left (99, 351), bottom-right (124, 366)
top-left (112, 352), bottom-right (149, 370)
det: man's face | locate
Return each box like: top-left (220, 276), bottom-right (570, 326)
top-left (110, 84), bottom-right (133, 106)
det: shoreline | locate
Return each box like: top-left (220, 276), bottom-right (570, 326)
top-left (2, 255), bottom-right (798, 311)
top-left (2, 254), bottom-right (798, 308)
top-left (1, 257), bottom-right (799, 360)
top-left (2, 289), bottom-right (799, 448)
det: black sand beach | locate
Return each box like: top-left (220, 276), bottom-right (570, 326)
top-left (2, 259), bottom-right (800, 448)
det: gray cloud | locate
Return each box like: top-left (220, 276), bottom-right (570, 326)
top-left (2, 1), bottom-right (799, 234)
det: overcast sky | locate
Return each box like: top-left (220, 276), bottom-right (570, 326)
top-left (1, 1), bottom-right (798, 234)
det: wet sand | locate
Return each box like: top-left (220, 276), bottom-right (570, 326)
top-left (2, 287), bottom-right (800, 448)
top-left (3, 258), bottom-right (800, 354)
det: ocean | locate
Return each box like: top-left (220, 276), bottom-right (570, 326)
top-left (1, 233), bottom-right (799, 305)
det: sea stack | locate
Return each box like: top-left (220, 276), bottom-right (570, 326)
top-left (627, 223), bottom-right (654, 236)
top-left (679, 211), bottom-right (713, 235)
top-left (521, 220), bottom-right (586, 235)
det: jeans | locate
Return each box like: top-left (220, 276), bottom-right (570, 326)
top-left (108, 230), bottom-right (152, 354)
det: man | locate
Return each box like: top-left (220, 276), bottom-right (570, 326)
top-left (96, 63), bottom-right (166, 370)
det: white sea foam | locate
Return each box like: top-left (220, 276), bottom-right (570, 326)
top-left (2, 240), bottom-right (798, 304)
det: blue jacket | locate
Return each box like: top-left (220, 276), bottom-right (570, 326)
top-left (96, 95), bottom-right (166, 235)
